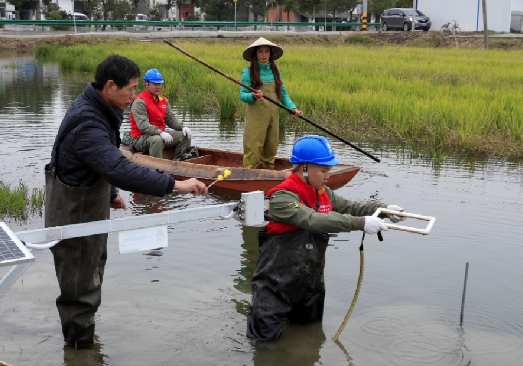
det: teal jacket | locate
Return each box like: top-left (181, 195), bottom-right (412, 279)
top-left (240, 61), bottom-right (297, 109)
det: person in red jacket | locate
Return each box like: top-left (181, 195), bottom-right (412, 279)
top-left (130, 69), bottom-right (193, 160)
top-left (246, 135), bottom-right (406, 341)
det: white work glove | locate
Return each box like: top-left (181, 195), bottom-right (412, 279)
top-left (160, 131), bottom-right (173, 144)
top-left (386, 205), bottom-right (407, 223)
top-left (182, 126), bottom-right (192, 139)
top-left (364, 216), bottom-right (388, 235)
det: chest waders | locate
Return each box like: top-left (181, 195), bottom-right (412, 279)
top-left (243, 82), bottom-right (280, 170)
top-left (246, 228), bottom-right (329, 341)
top-left (45, 117), bottom-right (111, 347)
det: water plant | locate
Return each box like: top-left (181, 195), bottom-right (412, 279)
top-left (0, 180), bottom-right (45, 220)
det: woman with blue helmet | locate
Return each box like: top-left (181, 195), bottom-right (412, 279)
top-left (130, 69), bottom-right (194, 160)
top-left (246, 135), bottom-right (406, 341)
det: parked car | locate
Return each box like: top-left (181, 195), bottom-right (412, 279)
top-left (136, 14), bottom-right (149, 21)
top-left (71, 12), bottom-right (88, 21)
top-left (381, 8), bottom-right (431, 32)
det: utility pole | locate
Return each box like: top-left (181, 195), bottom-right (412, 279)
top-left (412, 0), bottom-right (416, 33)
top-left (234, 0), bottom-right (237, 31)
top-left (362, 0), bottom-right (367, 31)
top-left (482, 0), bottom-right (488, 49)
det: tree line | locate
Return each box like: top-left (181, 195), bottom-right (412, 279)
top-left (7, 0), bottom-right (415, 23)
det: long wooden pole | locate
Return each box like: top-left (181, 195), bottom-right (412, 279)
top-left (163, 39), bottom-right (381, 163)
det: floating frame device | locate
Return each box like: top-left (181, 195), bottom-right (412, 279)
top-left (372, 208), bottom-right (436, 235)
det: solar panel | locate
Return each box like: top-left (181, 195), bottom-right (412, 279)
top-left (0, 222), bottom-right (35, 267)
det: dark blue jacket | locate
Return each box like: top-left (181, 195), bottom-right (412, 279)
top-left (49, 83), bottom-right (174, 199)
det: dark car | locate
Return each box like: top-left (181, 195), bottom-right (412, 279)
top-left (381, 8), bottom-right (431, 32)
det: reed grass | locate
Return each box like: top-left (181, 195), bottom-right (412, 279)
top-left (0, 180), bottom-right (45, 220)
top-left (35, 40), bottom-right (523, 158)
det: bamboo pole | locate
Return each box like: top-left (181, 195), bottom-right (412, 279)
top-left (163, 39), bottom-right (381, 163)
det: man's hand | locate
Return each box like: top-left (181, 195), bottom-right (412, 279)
top-left (182, 126), bottom-right (192, 139)
top-left (386, 205), bottom-right (407, 223)
top-left (160, 131), bottom-right (173, 144)
top-left (363, 216), bottom-right (388, 235)
top-left (110, 194), bottom-right (127, 210)
top-left (174, 178), bottom-right (208, 196)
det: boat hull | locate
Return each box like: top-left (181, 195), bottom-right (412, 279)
top-left (120, 146), bottom-right (360, 193)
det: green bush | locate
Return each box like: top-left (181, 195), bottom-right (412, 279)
top-left (343, 34), bottom-right (381, 46)
top-left (47, 9), bottom-right (70, 31)
top-left (35, 44), bottom-right (57, 60)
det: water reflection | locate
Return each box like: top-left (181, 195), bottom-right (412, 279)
top-left (252, 322), bottom-right (327, 366)
top-left (62, 336), bottom-right (108, 366)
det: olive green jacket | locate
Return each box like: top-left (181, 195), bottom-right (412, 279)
top-left (268, 188), bottom-right (387, 233)
top-left (130, 97), bottom-right (183, 136)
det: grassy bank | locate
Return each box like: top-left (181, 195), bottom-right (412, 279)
top-left (0, 180), bottom-right (45, 220)
top-left (36, 37), bottom-right (523, 159)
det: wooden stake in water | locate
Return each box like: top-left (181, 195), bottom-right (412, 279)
top-left (460, 262), bottom-right (469, 325)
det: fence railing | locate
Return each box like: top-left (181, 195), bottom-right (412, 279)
top-left (0, 20), bottom-right (381, 32)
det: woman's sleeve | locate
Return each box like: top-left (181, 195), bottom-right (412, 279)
top-left (240, 68), bottom-right (256, 104)
top-left (279, 70), bottom-right (297, 110)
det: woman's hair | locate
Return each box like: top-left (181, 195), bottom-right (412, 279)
top-left (249, 46), bottom-right (283, 101)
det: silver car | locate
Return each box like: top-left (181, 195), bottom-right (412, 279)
top-left (381, 8), bottom-right (431, 32)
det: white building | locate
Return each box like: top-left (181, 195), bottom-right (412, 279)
top-left (418, 0), bottom-right (521, 32)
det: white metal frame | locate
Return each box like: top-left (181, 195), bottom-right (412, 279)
top-left (373, 208), bottom-right (436, 235)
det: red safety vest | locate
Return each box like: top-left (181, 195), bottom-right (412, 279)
top-left (130, 90), bottom-right (168, 138)
top-left (266, 171), bottom-right (333, 234)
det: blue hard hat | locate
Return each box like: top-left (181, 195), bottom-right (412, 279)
top-left (144, 69), bottom-right (164, 83)
top-left (290, 135), bottom-right (340, 166)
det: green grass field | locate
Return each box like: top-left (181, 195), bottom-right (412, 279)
top-left (36, 38), bottom-right (523, 159)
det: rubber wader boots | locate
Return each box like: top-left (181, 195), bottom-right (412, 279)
top-left (243, 82), bottom-right (280, 170)
top-left (45, 168), bottom-right (111, 348)
top-left (246, 229), bottom-right (329, 341)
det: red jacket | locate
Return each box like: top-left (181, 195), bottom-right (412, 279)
top-left (266, 171), bottom-right (333, 234)
top-left (130, 90), bottom-right (168, 138)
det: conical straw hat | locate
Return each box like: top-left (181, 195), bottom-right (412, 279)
top-left (243, 37), bottom-right (284, 61)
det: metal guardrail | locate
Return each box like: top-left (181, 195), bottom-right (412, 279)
top-left (0, 20), bottom-right (381, 31)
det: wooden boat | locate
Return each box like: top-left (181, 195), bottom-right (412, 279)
top-left (120, 145), bottom-right (360, 193)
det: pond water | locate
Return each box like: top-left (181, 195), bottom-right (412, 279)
top-left (1, 54), bottom-right (522, 366)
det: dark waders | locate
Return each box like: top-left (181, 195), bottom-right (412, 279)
top-left (45, 170), bottom-right (110, 347)
top-left (45, 117), bottom-right (111, 347)
top-left (247, 229), bottom-right (329, 341)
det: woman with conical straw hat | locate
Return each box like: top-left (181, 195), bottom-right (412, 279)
top-left (240, 37), bottom-right (302, 169)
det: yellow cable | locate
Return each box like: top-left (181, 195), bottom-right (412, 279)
top-left (332, 243), bottom-right (365, 342)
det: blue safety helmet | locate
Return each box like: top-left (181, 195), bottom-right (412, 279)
top-left (144, 69), bottom-right (164, 84)
top-left (290, 135), bottom-right (340, 166)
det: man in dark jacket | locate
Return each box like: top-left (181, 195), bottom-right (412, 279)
top-left (45, 55), bottom-right (207, 349)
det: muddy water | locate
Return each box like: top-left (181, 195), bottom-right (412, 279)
top-left (1, 55), bottom-right (522, 366)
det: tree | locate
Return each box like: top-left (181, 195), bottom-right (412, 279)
top-left (250, 0), bottom-right (266, 21)
top-left (295, 0), bottom-right (321, 23)
top-left (148, 0), bottom-right (164, 21)
top-left (369, 0), bottom-right (394, 22)
top-left (200, 0), bottom-right (235, 21)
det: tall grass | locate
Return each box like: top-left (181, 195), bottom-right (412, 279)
top-left (35, 40), bottom-right (523, 158)
top-left (0, 180), bottom-right (45, 220)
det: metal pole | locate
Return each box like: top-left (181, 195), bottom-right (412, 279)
top-left (460, 262), bottom-right (469, 325)
top-left (482, 0), bottom-right (488, 49)
top-left (324, 0), bottom-right (327, 31)
top-left (234, 0), bottom-right (237, 31)
top-left (362, 0), bottom-right (367, 31)
top-left (412, 0), bottom-right (416, 33)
